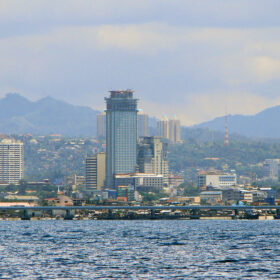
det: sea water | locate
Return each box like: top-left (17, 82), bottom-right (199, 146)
top-left (0, 220), bottom-right (279, 279)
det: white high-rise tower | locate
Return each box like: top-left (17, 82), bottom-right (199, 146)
top-left (0, 139), bottom-right (24, 184)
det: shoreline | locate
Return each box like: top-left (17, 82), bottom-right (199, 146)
top-left (0, 216), bottom-right (276, 221)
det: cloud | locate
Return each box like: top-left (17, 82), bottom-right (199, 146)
top-left (0, 2), bottom-right (280, 125)
top-left (251, 56), bottom-right (280, 83)
top-left (141, 91), bottom-right (280, 125)
top-left (1, 0), bottom-right (280, 29)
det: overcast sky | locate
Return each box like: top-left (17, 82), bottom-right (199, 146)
top-left (1, 0), bottom-right (280, 125)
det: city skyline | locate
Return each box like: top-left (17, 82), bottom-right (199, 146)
top-left (1, 1), bottom-right (280, 125)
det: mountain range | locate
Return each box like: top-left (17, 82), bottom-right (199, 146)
top-left (0, 93), bottom-right (279, 139)
top-left (0, 93), bottom-right (99, 136)
top-left (195, 105), bottom-right (280, 139)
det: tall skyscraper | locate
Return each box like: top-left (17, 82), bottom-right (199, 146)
top-left (157, 118), bottom-right (169, 139)
top-left (97, 112), bottom-right (106, 138)
top-left (138, 112), bottom-right (149, 137)
top-left (137, 136), bottom-right (169, 184)
top-left (169, 118), bottom-right (181, 144)
top-left (105, 90), bottom-right (138, 187)
top-left (0, 139), bottom-right (24, 184)
top-left (157, 117), bottom-right (181, 144)
top-left (86, 152), bottom-right (106, 190)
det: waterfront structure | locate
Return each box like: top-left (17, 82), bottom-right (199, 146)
top-left (197, 170), bottom-right (237, 189)
top-left (263, 159), bottom-right (280, 181)
top-left (138, 112), bottom-right (149, 137)
top-left (97, 112), bottom-right (106, 138)
top-left (105, 90), bottom-right (138, 187)
top-left (86, 152), bottom-right (106, 190)
top-left (137, 136), bottom-right (169, 184)
top-left (0, 139), bottom-right (24, 184)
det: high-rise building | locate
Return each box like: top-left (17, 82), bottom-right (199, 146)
top-left (169, 118), bottom-right (181, 144)
top-left (157, 118), bottom-right (169, 139)
top-left (97, 112), bottom-right (106, 138)
top-left (86, 152), bottom-right (106, 190)
top-left (138, 112), bottom-right (149, 137)
top-left (105, 90), bottom-right (138, 187)
top-left (0, 139), bottom-right (24, 184)
top-left (137, 136), bottom-right (169, 184)
top-left (157, 117), bottom-right (181, 143)
top-left (263, 159), bottom-right (280, 181)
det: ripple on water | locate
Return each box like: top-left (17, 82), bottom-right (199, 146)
top-left (0, 220), bottom-right (279, 279)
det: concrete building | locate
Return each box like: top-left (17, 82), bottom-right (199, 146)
top-left (117, 185), bottom-right (135, 202)
top-left (263, 159), bottom-right (280, 181)
top-left (169, 118), bottom-right (181, 144)
top-left (105, 90), bottom-right (138, 187)
top-left (97, 112), bottom-right (106, 138)
top-left (243, 190), bottom-right (267, 204)
top-left (138, 112), bottom-right (149, 137)
top-left (86, 152), bottom-right (106, 190)
top-left (66, 174), bottom-right (85, 188)
top-left (114, 173), bottom-right (164, 191)
top-left (221, 188), bottom-right (244, 202)
top-left (200, 191), bottom-right (223, 204)
top-left (0, 139), bottom-right (24, 184)
top-left (157, 118), bottom-right (169, 139)
top-left (157, 117), bottom-right (181, 144)
top-left (197, 170), bottom-right (237, 189)
top-left (169, 175), bottom-right (184, 187)
top-left (137, 136), bottom-right (169, 184)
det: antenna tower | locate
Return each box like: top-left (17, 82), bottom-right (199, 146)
top-left (224, 114), bottom-right (229, 146)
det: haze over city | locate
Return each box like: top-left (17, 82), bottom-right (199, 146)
top-left (1, 0), bottom-right (280, 125)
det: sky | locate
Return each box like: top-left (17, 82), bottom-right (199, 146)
top-left (1, 0), bottom-right (280, 125)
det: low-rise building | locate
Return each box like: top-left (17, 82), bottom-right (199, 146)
top-left (169, 175), bottom-right (184, 187)
top-left (200, 191), bottom-right (222, 204)
top-left (242, 190), bottom-right (267, 204)
top-left (114, 173), bottom-right (163, 191)
top-left (45, 194), bottom-right (73, 206)
top-left (198, 170), bottom-right (237, 189)
top-left (117, 185), bottom-right (135, 202)
top-left (4, 195), bottom-right (39, 202)
top-left (221, 188), bottom-right (244, 203)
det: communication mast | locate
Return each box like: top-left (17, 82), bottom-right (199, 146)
top-left (224, 114), bottom-right (229, 146)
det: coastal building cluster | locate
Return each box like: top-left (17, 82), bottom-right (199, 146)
top-left (0, 90), bottom-right (279, 214)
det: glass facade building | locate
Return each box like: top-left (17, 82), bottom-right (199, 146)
top-left (105, 90), bottom-right (138, 187)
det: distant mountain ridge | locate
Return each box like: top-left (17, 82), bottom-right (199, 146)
top-left (1, 93), bottom-right (279, 139)
top-left (195, 105), bottom-right (280, 138)
top-left (0, 93), bottom-right (100, 136)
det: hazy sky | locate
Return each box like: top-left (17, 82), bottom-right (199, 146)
top-left (1, 0), bottom-right (280, 125)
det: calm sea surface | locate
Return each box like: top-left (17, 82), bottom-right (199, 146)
top-left (0, 220), bottom-right (279, 279)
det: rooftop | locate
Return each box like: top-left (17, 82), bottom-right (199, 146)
top-left (109, 90), bottom-right (134, 99)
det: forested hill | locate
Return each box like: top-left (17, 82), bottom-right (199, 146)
top-left (195, 105), bottom-right (280, 138)
top-left (0, 93), bottom-right (100, 136)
